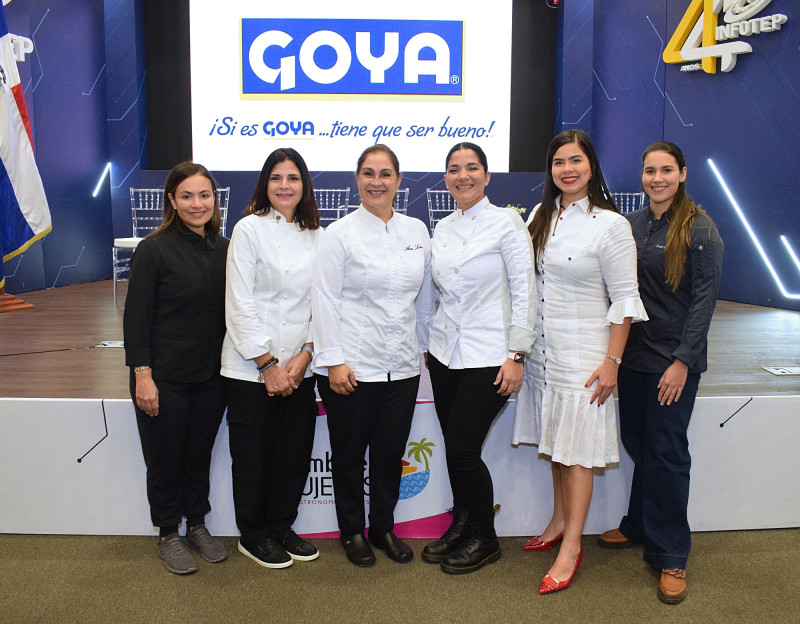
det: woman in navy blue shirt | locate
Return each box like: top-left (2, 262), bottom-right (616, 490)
top-left (597, 142), bottom-right (723, 605)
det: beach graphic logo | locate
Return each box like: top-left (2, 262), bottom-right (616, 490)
top-left (399, 438), bottom-right (435, 500)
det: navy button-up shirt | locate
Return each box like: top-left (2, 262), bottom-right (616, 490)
top-left (622, 207), bottom-right (723, 374)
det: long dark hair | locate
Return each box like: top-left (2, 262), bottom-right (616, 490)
top-left (643, 141), bottom-right (713, 291)
top-left (445, 142), bottom-right (488, 171)
top-left (248, 148), bottom-right (320, 230)
top-left (528, 130), bottom-right (616, 271)
top-left (155, 162), bottom-right (221, 238)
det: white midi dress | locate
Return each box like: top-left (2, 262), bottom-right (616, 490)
top-left (512, 197), bottom-right (647, 468)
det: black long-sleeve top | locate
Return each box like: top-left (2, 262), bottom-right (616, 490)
top-left (622, 207), bottom-right (723, 374)
top-left (123, 225), bottom-right (229, 383)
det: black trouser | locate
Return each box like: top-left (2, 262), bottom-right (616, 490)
top-left (427, 356), bottom-right (510, 539)
top-left (226, 376), bottom-right (318, 542)
top-left (317, 374), bottom-right (419, 538)
top-left (132, 371), bottom-right (227, 529)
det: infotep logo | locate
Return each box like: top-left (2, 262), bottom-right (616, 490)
top-left (241, 18), bottom-right (463, 96)
top-left (663, 0), bottom-right (788, 74)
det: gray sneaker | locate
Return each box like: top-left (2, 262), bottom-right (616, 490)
top-left (186, 524), bottom-right (228, 563)
top-left (158, 533), bottom-right (198, 575)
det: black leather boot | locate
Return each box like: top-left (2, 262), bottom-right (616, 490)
top-left (421, 509), bottom-right (470, 563)
top-left (440, 531), bottom-right (501, 574)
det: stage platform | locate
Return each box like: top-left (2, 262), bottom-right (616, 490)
top-left (1, 281), bottom-right (798, 537)
top-left (2, 281), bottom-right (799, 399)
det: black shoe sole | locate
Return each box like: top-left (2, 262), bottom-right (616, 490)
top-left (597, 537), bottom-right (638, 549)
top-left (340, 539), bottom-right (376, 567)
top-left (346, 556), bottom-right (376, 567)
top-left (440, 549), bottom-right (502, 574)
top-left (368, 539), bottom-right (413, 564)
top-left (421, 537), bottom-right (469, 563)
top-left (421, 551), bottom-right (446, 563)
top-left (372, 547), bottom-right (413, 564)
top-left (657, 587), bottom-right (687, 604)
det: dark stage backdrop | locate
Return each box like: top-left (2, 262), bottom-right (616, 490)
top-left (3, 0), bottom-right (799, 314)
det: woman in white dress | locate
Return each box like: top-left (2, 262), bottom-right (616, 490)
top-left (513, 130), bottom-right (646, 594)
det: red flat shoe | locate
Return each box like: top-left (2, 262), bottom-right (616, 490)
top-left (521, 533), bottom-right (564, 552)
top-left (538, 549), bottom-right (583, 594)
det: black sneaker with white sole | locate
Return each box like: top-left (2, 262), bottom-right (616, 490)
top-left (238, 537), bottom-right (293, 569)
top-left (276, 527), bottom-right (320, 561)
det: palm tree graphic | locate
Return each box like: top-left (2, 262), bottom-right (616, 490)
top-left (407, 438), bottom-right (435, 471)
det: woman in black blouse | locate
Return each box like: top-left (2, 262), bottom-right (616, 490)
top-left (124, 162), bottom-right (229, 575)
top-left (597, 142), bottom-right (723, 604)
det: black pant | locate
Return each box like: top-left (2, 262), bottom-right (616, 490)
top-left (427, 355), bottom-right (510, 538)
top-left (317, 374), bottom-right (419, 537)
top-left (132, 372), bottom-right (227, 529)
top-left (226, 376), bottom-right (318, 542)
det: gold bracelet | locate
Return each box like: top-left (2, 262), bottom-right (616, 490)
top-left (134, 365), bottom-right (151, 374)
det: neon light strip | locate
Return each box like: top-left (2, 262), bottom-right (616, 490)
top-left (780, 236), bottom-right (800, 274)
top-left (708, 158), bottom-right (800, 299)
top-left (92, 162), bottom-right (112, 197)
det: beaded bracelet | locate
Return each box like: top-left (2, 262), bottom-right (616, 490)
top-left (257, 356), bottom-right (279, 373)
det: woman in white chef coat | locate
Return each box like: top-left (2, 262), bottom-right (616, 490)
top-left (422, 142), bottom-right (536, 575)
top-left (514, 130), bottom-right (646, 594)
top-left (221, 148), bottom-right (322, 570)
top-left (312, 144), bottom-right (432, 568)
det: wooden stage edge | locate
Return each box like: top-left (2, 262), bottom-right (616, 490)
top-left (0, 279), bottom-right (799, 399)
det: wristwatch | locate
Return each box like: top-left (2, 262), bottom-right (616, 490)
top-left (606, 355), bottom-right (622, 365)
top-left (509, 352), bottom-right (527, 364)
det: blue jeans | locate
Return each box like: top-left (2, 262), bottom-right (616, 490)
top-left (617, 366), bottom-right (700, 570)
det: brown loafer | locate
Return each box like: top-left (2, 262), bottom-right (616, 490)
top-left (597, 528), bottom-right (635, 549)
top-left (658, 568), bottom-right (687, 604)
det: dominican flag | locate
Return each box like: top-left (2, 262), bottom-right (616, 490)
top-left (0, 2), bottom-right (51, 289)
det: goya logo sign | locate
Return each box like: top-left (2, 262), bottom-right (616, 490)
top-left (242, 18), bottom-right (463, 96)
top-left (664, 0), bottom-right (788, 74)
